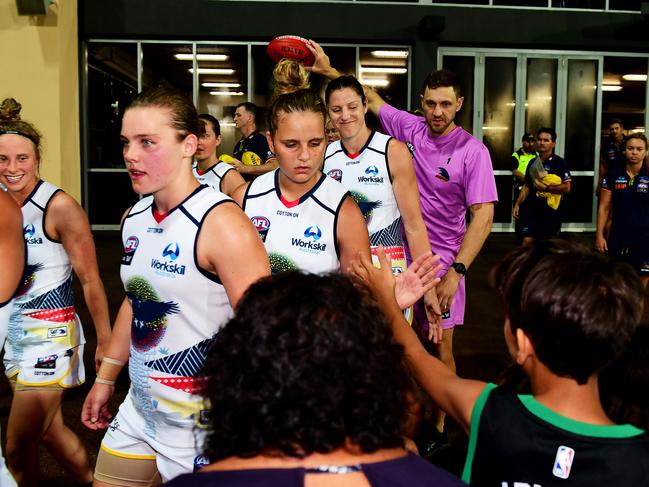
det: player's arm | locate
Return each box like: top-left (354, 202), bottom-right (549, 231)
top-left (388, 139), bottom-right (442, 335)
top-left (512, 184), bottom-right (529, 219)
top-left (198, 202), bottom-right (270, 308)
top-left (595, 188), bottom-right (612, 253)
top-left (47, 192), bottom-right (111, 369)
top-left (336, 195), bottom-right (372, 273)
top-left (230, 181), bottom-right (251, 208)
top-left (0, 192), bottom-right (24, 299)
top-left (541, 179), bottom-right (571, 194)
top-left (235, 157), bottom-right (278, 176)
top-left (220, 168), bottom-right (247, 197)
top-left (81, 297), bottom-right (132, 430)
top-left (353, 248), bottom-right (486, 432)
top-left (437, 202), bottom-right (494, 312)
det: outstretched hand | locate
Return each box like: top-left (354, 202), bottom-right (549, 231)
top-left (350, 247), bottom-right (400, 313)
top-left (393, 251), bottom-right (442, 309)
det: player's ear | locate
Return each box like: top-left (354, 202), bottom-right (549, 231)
top-left (456, 96), bottom-right (464, 113)
top-left (265, 131), bottom-right (275, 153)
top-left (514, 328), bottom-right (533, 365)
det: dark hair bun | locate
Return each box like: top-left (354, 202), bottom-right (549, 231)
top-left (0, 98), bottom-right (22, 122)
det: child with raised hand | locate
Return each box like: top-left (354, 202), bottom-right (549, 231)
top-left (354, 241), bottom-right (649, 486)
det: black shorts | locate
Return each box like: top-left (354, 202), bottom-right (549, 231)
top-left (609, 239), bottom-right (649, 276)
top-left (520, 214), bottom-right (561, 240)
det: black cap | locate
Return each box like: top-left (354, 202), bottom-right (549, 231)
top-left (522, 133), bottom-right (535, 142)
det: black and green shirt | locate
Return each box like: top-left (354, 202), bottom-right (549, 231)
top-left (462, 384), bottom-right (649, 486)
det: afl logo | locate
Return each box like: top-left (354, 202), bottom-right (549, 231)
top-left (365, 165), bottom-right (379, 176)
top-left (251, 216), bottom-right (270, 232)
top-left (304, 225), bottom-right (322, 241)
top-left (124, 236), bottom-right (139, 254)
top-left (162, 242), bottom-right (180, 261)
top-left (23, 224), bottom-right (36, 237)
top-left (327, 169), bottom-right (343, 182)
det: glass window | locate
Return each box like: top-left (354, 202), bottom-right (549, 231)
top-left (608, 0), bottom-right (642, 11)
top-left (442, 56), bottom-right (474, 134)
top-left (602, 56), bottom-right (647, 137)
top-left (483, 57), bottom-right (516, 171)
top-left (565, 59), bottom-right (597, 171)
top-left (87, 172), bottom-right (139, 226)
top-left (525, 58), bottom-right (557, 135)
top-left (86, 43), bottom-right (137, 169)
top-left (141, 43), bottom-right (193, 94)
top-left (359, 47), bottom-right (410, 131)
top-left (196, 44), bottom-right (248, 157)
top-left (496, 0), bottom-right (548, 6)
top-left (552, 0), bottom-right (605, 8)
top-left (560, 176), bottom-right (594, 224)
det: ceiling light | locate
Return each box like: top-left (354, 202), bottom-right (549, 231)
top-left (175, 54), bottom-right (229, 61)
top-left (210, 91), bottom-right (244, 96)
top-left (622, 74), bottom-right (647, 81)
top-left (189, 68), bottom-right (235, 75)
top-left (371, 50), bottom-right (409, 59)
top-left (602, 85), bottom-right (623, 91)
top-left (360, 67), bottom-right (407, 74)
top-left (202, 82), bottom-right (241, 88)
top-left (360, 78), bottom-right (390, 87)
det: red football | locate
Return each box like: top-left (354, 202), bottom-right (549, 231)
top-left (267, 35), bottom-right (315, 66)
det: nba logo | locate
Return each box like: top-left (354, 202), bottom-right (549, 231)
top-left (552, 445), bottom-right (575, 479)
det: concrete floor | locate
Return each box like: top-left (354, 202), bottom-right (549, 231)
top-left (1, 231), bottom-right (646, 485)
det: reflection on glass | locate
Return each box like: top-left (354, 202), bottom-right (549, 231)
top-left (525, 58), bottom-right (557, 134)
top-left (196, 45), bottom-right (248, 157)
top-left (87, 43), bottom-right (138, 169)
top-left (565, 59), bottom-right (597, 171)
top-left (360, 47), bottom-right (409, 131)
top-left (483, 57), bottom-right (516, 171)
top-left (602, 56), bottom-right (647, 137)
top-left (141, 43), bottom-right (192, 94)
top-left (442, 56), bottom-right (474, 134)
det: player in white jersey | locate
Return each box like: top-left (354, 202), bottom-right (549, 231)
top-left (81, 87), bottom-right (270, 486)
top-left (0, 97), bottom-right (111, 486)
top-left (0, 187), bottom-right (23, 487)
top-left (234, 60), bottom-right (439, 314)
top-left (192, 114), bottom-right (244, 197)
top-left (233, 60), bottom-right (370, 276)
top-left (312, 56), bottom-right (442, 338)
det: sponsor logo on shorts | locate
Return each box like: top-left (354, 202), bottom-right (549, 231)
top-left (34, 371), bottom-right (55, 376)
top-left (552, 445), bottom-right (575, 479)
top-left (35, 354), bottom-right (58, 369)
top-left (47, 326), bottom-right (68, 338)
top-left (251, 216), bottom-right (270, 242)
top-left (292, 226), bottom-right (326, 253)
top-left (23, 223), bottom-right (43, 245)
top-left (327, 168), bottom-right (343, 182)
top-left (122, 235), bottom-right (140, 266)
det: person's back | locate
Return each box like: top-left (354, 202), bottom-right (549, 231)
top-left (359, 240), bottom-right (648, 487)
top-left (464, 384), bottom-right (649, 486)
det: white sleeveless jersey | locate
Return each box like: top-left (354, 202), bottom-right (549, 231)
top-left (120, 185), bottom-right (234, 442)
top-left (243, 170), bottom-right (347, 275)
top-left (4, 181), bottom-right (85, 375)
top-left (324, 131), bottom-right (409, 274)
top-left (192, 161), bottom-right (235, 194)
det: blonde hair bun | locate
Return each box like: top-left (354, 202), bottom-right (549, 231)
top-left (0, 98), bottom-right (22, 122)
top-left (273, 59), bottom-right (311, 96)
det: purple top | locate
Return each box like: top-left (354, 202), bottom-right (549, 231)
top-left (378, 104), bottom-right (498, 262)
top-left (163, 452), bottom-right (466, 487)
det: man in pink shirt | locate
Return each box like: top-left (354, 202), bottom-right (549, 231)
top-left (367, 69), bottom-right (498, 444)
top-left (306, 41), bottom-right (497, 450)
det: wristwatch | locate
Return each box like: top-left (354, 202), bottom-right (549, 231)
top-left (451, 262), bottom-right (466, 276)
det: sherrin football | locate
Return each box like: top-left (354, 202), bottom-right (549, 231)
top-left (241, 151), bottom-right (263, 166)
top-left (266, 35), bottom-right (315, 66)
